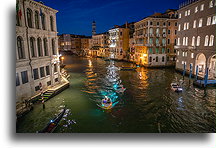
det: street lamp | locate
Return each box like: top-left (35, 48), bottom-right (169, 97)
top-left (61, 56), bottom-right (64, 64)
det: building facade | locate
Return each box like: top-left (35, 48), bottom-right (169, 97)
top-left (16, 0), bottom-right (61, 102)
top-left (108, 27), bottom-right (129, 60)
top-left (175, 0), bottom-right (216, 79)
top-left (133, 9), bottom-right (178, 67)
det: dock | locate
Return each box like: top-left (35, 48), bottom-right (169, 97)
top-left (193, 80), bottom-right (216, 88)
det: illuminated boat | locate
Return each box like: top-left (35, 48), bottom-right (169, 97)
top-left (101, 97), bottom-right (113, 109)
top-left (171, 83), bottom-right (183, 92)
top-left (38, 108), bottom-right (66, 133)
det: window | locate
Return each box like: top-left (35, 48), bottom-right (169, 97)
top-left (209, 35), bottom-right (214, 46)
top-left (175, 30), bottom-right (177, 35)
top-left (185, 11), bottom-right (187, 16)
top-left (162, 28), bottom-right (166, 34)
top-left (46, 65), bottom-right (50, 76)
top-left (192, 36), bottom-right (196, 46)
top-left (162, 48), bottom-right (165, 53)
top-left (163, 22), bottom-right (166, 26)
top-left (179, 13), bottom-right (181, 18)
top-left (35, 11), bottom-right (39, 29)
top-left (209, 1), bottom-right (213, 8)
top-left (193, 20), bottom-right (196, 28)
top-left (175, 22), bottom-right (177, 26)
top-left (168, 22), bottom-right (171, 26)
top-left (186, 22), bottom-right (189, 29)
top-left (40, 67), bottom-right (45, 78)
top-left (212, 16), bottom-right (216, 24)
top-left (187, 10), bottom-right (190, 15)
top-left (52, 39), bottom-right (56, 55)
top-left (167, 56), bottom-right (170, 61)
top-left (17, 36), bottom-right (25, 59)
top-left (178, 24), bottom-right (181, 31)
top-left (177, 38), bottom-right (180, 45)
top-left (198, 18), bottom-right (203, 27)
top-left (21, 71), bottom-right (28, 84)
top-left (177, 51), bottom-right (179, 55)
top-left (156, 56), bottom-right (158, 62)
top-left (156, 28), bottom-right (159, 34)
top-left (37, 38), bottom-right (43, 57)
top-left (16, 73), bottom-right (20, 86)
top-left (185, 37), bottom-right (188, 46)
top-left (157, 22), bottom-right (160, 26)
top-left (162, 56), bottom-right (165, 62)
top-left (156, 48), bottom-right (159, 54)
top-left (27, 8), bottom-right (33, 28)
top-left (195, 6), bottom-right (198, 13)
top-left (167, 39), bottom-right (170, 44)
top-left (191, 53), bottom-right (194, 59)
top-left (168, 30), bottom-right (171, 34)
top-left (204, 35), bottom-right (209, 46)
top-left (167, 48), bottom-right (170, 53)
top-left (150, 22), bottom-right (153, 25)
top-left (184, 23), bottom-right (187, 30)
top-left (149, 48), bottom-right (153, 54)
top-left (50, 16), bottom-right (54, 31)
top-left (185, 52), bottom-right (187, 57)
top-left (149, 38), bottom-right (153, 44)
top-left (207, 17), bottom-right (211, 26)
top-left (30, 37), bottom-right (36, 57)
top-left (156, 38), bottom-right (159, 44)
top-left (41, 13), bottom-right (46, 30)
top-left (182, 52), bottom-right (185, 57)
top-left (47, 81), bottom-right (51, 86)
top-left (200, 4), bottom-right (204, 11)
top-left (16, 3), bottom-right (21, 26)
top-left (197, 36), bottom-right (201, 46)
top-left (43, 38), bottom-right (48, 56)
top-left (162, 38), bottom-right (166, 45)
top-left (149, 57), bottom-right (152, 62)
top-left (33, 68), bottom-right (39, 80)
top-left (149, 28), bottom-right (153, 34)
top-left (183, 37), bottom-right (185, 45)
top-left (54, 64), bottom-right (57, 73)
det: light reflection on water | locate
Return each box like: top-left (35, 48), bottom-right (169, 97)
top-left (16, 56), bottom-right (216, 133)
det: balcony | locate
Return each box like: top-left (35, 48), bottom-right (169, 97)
top-left (145, 43), bottom-right (153, 47)
top-left (174, 45), bottom-right (196, 50)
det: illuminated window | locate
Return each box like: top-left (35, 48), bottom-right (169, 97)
top-left (209, 35), bottom-right (214, 46)
top-left (186, 22), bottom-right (189, 29)
top-left (179, 13), bottom-right (181, 18)
top-left (207, 17), bottom-right (211, 26)
top-left (192, 36), bottom-right (195, 46)
top-left (177, 38), bottom-right (180, 45)
top-left (212, 16), bottom-right (216, 24)
top-left (198, 18), bottom-right (203, 27)
top-left (187, 10), bottom-right (190, 15)
top-left (191, 53), bottom-right (194, 59)
top-left (185, 11), bottom-right (187, 16)
top-left (178, 24), bottom-right (181, 31)
top-left (182, 52), bottom-right (185, 57)
top-left (193, 20), bottom-right (197, 28)
top-left (209, 1), bottom-right (213, 8)
top-left (195, 6), bottom-right (198, 13)
top-left (200, 4), bottom-right (204, 11)
top-left (185, 37), bottom-right (188, 46)
top-left (196, 36), bottom-right (200, 46)
top-left (204, 35), bottom-right (209, 46)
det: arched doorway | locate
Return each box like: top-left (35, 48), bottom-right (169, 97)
top-left (195, 53), bottom-right (206, 76)
top-left (208, 54), bottom-right (216, 79)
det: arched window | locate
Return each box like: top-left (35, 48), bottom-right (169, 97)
top-left (27, 8), bottom-right (33, 28)
top-left (17, 36), bottom-right (25, 59)
top-left (209, 35), bottom-right (214, 46)
top-left (35, 11), bottom-right (40, 29)
top-left (50, 16), bottom-right (54, 31)
top-left (204, 35), bottom-right (209, 46)
top-left (41, 13), bottom-right (46, 30)
top-left (156, 56), bottom-right (158, 62)
top-left (37, 38), bottom-right (43, 57)
top-left (162, 56), bottom-right (165, 62)
top-left (156, 28), bottom-right (159, 34)
top-left (192, 36), bottom-right (196, 46)
top-left (149, 28), bottom-right (153, 34)
top-left (43, 38), bottom-right (48, 56)
top-left (149, 57), bottom-right (152, 62)
top-left (52, 39), bottom-right (56, 55)
top-left (183, 37), bottom-right (185, 45)
top-left (185, 37), bottom-right (188, 46)
top-left (196, 36), bottom-right (200, 46)
top-left (30, 37), bottom-right (36, 57)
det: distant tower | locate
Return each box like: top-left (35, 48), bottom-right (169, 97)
top-left (92, 20), bottom-right (96, 35)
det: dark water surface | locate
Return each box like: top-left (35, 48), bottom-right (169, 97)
top-left (16, 55), bottom-right (216, 133)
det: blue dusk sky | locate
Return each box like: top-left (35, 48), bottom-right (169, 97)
top-left (36, 0), bottom-right (186, 36)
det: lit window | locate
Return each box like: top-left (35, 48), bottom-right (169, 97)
top-left (197, 36), bottom-right (201, 46)
top-left (198, 18), bottom-right (203, 27)
top-left (185, 37), bottom-right (188, 46)
top-left (177, 59), bottom-right (179, 62)
top-left (177, 38), bottom-right (180, 45)
top-left (183, 37), bottom-right (185, 45)
top-left (182, 52), bottom-right (185, 57)
top-left (191, 53), bottom-right (194, 59)
top-left (209, 1), bottom-right (213, 8)
top-left (187, 10), bottom-right (190, 15)
top-left (182, 61), bottom-right (184, 64)
top-left (187, 22), bottom-right (189, 29)
top-left (200, 4), bottom-right (204, 11)
top-left (212, 16), bottom-right (216, 24)
top-left (204, 35), bottom-right (209, 46)
top-left (178, 24), bottom-right (181, 31)
top-left (207, 17), bottom-right (211, 26)
top-left (195, 6), bottom-right (198, 13)
top-left (185, 11), bottom-right (187, 16)
top-left (193, 20), bottom-right (196, 28)
top-left (192, 36), bottom-right (196, 46)
top-left (184, 23), bottom-right (187, 30)
top-left (179, 13), bottom-right (181, 18)
top-left (185, 52), bottom-right (187, 57)
top-left (209, 35), bottom-right (214, 46)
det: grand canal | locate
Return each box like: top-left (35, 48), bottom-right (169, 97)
top-left (16, 55), bottom-right (216, 133)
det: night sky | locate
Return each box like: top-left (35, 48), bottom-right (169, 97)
top-left (36, 0), bottom-right (186, 36)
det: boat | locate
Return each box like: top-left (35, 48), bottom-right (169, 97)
top-left (101, 96), bottom-right (113, 109)
top-left (115, 87), bottom-right (126, 93)
top-left (120, 67), bottom-right (136, 71)
top-left (38, 108), bottom-right (66, 133)
top-left (171, 83), bottom-right (183, 92)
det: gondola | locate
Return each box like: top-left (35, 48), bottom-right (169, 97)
top-left (171, 83), bottom-right (183, 92)
top-left (38, 108), bottom-right (66, 133)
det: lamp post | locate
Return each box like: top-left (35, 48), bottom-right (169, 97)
top-left (61, 56), bottom-right (64, 64)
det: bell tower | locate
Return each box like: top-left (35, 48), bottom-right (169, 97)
top-left (92, 20), bottom-right (96, 35)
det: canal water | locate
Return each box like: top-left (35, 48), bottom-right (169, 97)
top-left (16, 55), bottom-right (216, 133)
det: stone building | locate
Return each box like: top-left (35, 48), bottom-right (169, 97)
top-left (175, 0), bottom-right (216, 79)
top-left (133, 9), bottom-right (178, 67)
top-left (16, 0), bottom-right (61, 102)
top-left (108, 26), bottom-right (129, 60)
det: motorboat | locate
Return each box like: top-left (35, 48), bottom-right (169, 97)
top-left (171, 83), bottom-right (183, 92)
top-left (101, 96), bottom-right (112, 109)
top-left (120, 67), bottom-right (136, 71)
